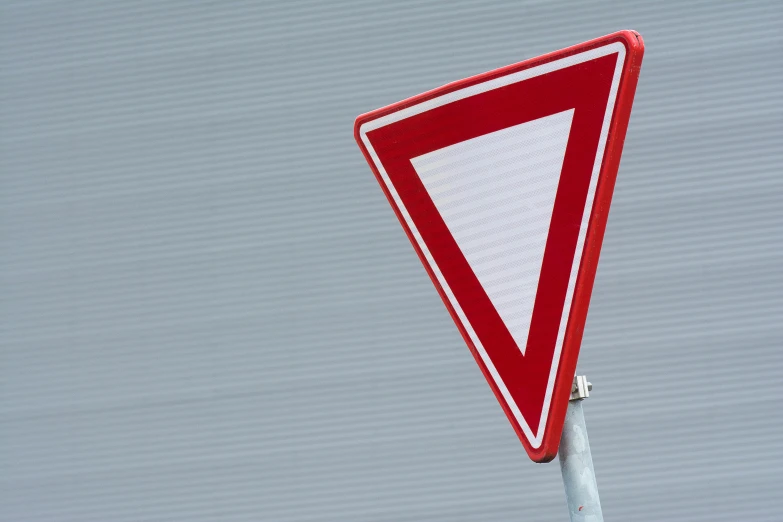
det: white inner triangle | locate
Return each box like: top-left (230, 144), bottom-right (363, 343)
top-left (410, 109), bottom-right (574, 356)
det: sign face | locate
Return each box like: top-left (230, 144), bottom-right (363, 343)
top-left (354, 31), bottom-right (644, 462)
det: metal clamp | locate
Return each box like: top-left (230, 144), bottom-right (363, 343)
top-left (569, 375), bottom-right (592, 401)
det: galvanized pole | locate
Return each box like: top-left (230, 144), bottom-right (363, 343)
top-left (558, 375), bottom-right (603, 522)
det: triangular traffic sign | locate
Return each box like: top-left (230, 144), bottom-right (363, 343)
top-left (354, 31), bottom-right (644, 462)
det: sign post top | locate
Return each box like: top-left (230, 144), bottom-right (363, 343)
top-left (354, 31), bottom-right (644, 462)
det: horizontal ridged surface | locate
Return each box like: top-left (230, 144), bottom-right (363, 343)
top-left (1, 1), bottom-right (781, 520)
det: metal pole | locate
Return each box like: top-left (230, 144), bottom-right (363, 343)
top-left (558, 376), bottom-right (603, 522)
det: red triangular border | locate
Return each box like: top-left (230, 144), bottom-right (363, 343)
top-left (355, 31), bottom-right (644, 462)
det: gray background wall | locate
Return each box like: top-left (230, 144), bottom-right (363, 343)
top-left (1, 1), bottom-right (781, 521)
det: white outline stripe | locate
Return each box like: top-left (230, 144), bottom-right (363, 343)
top-left (360, 42), bottom-right (626, 447)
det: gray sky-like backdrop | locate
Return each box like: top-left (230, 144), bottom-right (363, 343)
top-left (1, 1), bottom-right (781, 521)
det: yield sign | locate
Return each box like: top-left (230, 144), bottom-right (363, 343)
top-left (354, 31), bottom-right (644, 462)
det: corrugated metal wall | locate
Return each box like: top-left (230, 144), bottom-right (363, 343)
top-left (1, 1), bottom-right (781, 520)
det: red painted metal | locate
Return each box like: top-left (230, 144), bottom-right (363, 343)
top-left (354, 31), bottom-right (644, 462)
